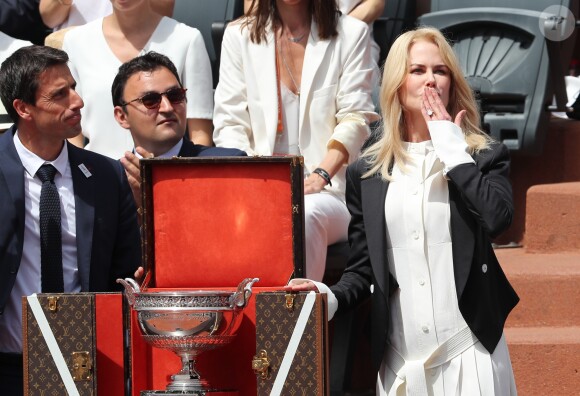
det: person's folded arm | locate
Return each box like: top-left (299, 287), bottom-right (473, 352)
top-left (348, 0), bottom-right (385, 24)
top-left (332, 20), bottom-right (379, 164)
top-left (183, 28), bottom-right (214, 146)
top-left (213, 24), bottom-right (255, 153)
top-left (39, 0), bottom-right (72, 29)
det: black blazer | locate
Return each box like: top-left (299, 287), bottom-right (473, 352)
top-left (330, 141), bottom-right (519, 372)
top-left (0, 0), bottom-right (49, 44)
top-left (177, 137), bottom-right (247, 157)
top-left (0, 126), bottom-right (142, 315)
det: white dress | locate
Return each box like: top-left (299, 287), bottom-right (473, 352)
top-left (62, 17), bottom-right (214, 159)
top-left (378, 140), bottom-right (517, 396)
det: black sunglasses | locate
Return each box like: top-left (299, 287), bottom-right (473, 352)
top-left (121, 87), bottom-right (187, 109)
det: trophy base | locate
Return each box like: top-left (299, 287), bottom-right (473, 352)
top-left (141, 390), bottom-right (236, 396)
top-left (141, 391), bottom-right (204, 396)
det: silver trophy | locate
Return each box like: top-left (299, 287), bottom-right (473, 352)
top-left (117, 277), bottom-right (259, 395)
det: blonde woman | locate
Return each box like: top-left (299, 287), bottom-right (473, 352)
top-left (288, 27), bottom-right (519, 395)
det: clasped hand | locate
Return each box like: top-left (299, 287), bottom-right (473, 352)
top-left (304, 172), bottom-right (327, 194)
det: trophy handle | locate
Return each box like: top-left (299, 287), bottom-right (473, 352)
top-left (116, 277), bottom-right (141, 306)
top-left (231, 277), bottom-right (259, 308)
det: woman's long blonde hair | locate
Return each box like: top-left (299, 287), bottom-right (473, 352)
top-left (362, 27), bottom-right (491, 180)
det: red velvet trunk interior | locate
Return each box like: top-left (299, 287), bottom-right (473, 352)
top-left (95, 293), bottom-right (125, 395)
top-left (130, 158), bottom-right (302, 394)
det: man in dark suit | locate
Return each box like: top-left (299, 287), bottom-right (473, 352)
top-left (111, 51), bottom-right (246, 206)
top-left (0, 45), bottom-right (141, 395)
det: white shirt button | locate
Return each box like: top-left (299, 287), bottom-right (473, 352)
top-left (422, 325), bottom-right (429, 333)
top-left (482, 264), bottom-right (488, 273)
top-left (412, 231), bottom-right (419, 240)
top-left (419, 280), bottom-right (425, 286)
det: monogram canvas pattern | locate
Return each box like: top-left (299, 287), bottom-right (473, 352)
top-left (23, 294), bottom-right (97, 396)
top-left (255, 292), bottom-right (328, 396)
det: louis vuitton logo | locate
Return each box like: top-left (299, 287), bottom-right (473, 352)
top-left (275, 324), bottom-right (284, 335)
top-left (62, 326), bottom-right (70, 337)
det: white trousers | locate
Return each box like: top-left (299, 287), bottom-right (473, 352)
top-left (304, 192), bottom-right (350, 281)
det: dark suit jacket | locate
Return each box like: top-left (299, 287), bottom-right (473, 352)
top-left (0, 126), bottom-right (142, 315)
top-left (0, 0), bottom-right (48, 45)
top-left (330, 141), bottom-right (519, 373)
top-left (177, 137), bottom-right (247, 157)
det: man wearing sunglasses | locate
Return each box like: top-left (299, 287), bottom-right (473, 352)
top-left (112, 52), bottom-right (246, 207)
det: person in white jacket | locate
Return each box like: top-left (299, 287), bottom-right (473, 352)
top-left (214, 0), bottom-right (379, 281)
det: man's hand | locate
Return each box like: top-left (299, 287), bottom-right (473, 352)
top-left (134, 266), bottom-right (145, 283)
top-left (283, 278), bottom-right (320, 292)
top-left (120, 147), bottom-right (153, 208)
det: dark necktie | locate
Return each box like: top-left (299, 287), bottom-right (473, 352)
top-left (37, 164), bottom-right (64, 293)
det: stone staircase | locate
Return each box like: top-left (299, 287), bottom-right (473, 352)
top-left (500, 249), bottom-right (580, 395)
top-left (500, 182), bottom-right (580, 395)
top-left (495, 115), bottom-right (580, 395)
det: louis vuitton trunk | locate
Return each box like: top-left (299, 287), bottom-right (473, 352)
top-left (22, 293), bottom-right (126, 396)
top-left (253, 291), bottom-right (329, 396)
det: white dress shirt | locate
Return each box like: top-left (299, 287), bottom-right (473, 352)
top-left (0, 134), bottom-right (79, 353)
top-left (273, 84), bottom-right (301, 156)
top-left (135, 138), bottom-right (183, 159)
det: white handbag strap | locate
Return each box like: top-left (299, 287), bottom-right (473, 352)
top-left (27, 294), bottom-right (80, 396)
top-left (270, 291), bottom-right (316, 396)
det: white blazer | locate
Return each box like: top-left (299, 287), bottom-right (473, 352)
top-left (213, 15), bottom-right (380, 197)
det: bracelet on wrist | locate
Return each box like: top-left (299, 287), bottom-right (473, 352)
top-left (312, 167), bottom-right (332, 186)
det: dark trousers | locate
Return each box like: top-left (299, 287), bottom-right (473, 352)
top-left (0, 352), bottom-right (23, 396)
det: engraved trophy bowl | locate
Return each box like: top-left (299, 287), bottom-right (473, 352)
top-left (117, 277), bottom-right (259, 395)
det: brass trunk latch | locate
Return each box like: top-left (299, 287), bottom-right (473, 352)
top-left (285, 293), bottom-right (296, 311)
top-left (47, 296), bottom-right (59, 312)
top-left (72, 351), bottom-right (92, 381)
top-left (252, 349), bottom-right (270, 379)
